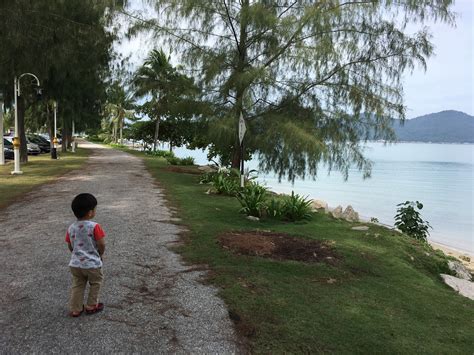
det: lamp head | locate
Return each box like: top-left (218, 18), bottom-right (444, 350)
top-left (35, 87), bottom-right (42, 101)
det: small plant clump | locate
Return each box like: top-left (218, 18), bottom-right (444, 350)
top-left (204, 169), bottom-right (240, 195)
top-left (166, 156), bottom-right (195, 166)
top-left (266, 198), bottom-right (283, 219)
top-left (394, 201), bottom-right (432, 242)
top-left (281, 191), bottom-right (313, 221)
top-left (146, 150), bottom-right (176, 159)
top-left (237, 182), bottom-right (268, 217)
top-left (200, 169), bottom-right (314, 222)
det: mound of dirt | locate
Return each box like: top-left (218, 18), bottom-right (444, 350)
top-left (219, 231), bottom-right (339, 263)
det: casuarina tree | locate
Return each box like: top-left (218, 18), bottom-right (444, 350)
top-left (126, 0), bottom-right (454, 181)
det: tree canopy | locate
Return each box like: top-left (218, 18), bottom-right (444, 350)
top-left (0, 0), bottom-right (120, 158)
top-left (127, 0), bottom-right (454, 181)
top-left (132, 48), bottom-right (200, 150)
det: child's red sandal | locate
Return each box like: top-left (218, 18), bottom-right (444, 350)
top-left (69, 309), bottom-right (83, 317)
top-left (85, 303), bottom-right (104, 315)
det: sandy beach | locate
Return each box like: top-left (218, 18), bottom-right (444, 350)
top-left (430, 242), bottom-right (474, 272)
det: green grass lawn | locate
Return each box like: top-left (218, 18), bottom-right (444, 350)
top-left (123, 148), bottom-right (474, 353)
top-left (0, 149), bottom-right (90, 210)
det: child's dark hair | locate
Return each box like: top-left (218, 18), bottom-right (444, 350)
top-left (71, 193), bottom-right (97, 218)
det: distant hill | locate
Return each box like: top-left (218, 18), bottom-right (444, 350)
top-left (391, 110), bottom-right (474, 143)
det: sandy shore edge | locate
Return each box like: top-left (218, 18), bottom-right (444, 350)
top-left (429, 241), bottom-right (473, 272)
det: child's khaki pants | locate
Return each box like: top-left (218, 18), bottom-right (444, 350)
top-left (69, 267), bottom-right (103, 312)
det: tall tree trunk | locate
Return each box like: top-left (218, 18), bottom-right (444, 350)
top-left (153, 117), bottom-right (160, 152)
top-left (18, 97), bottom-right (28, 163)
top-left (61, 115), bottom-right (67, 152)
top-left (231, 0), bottom-right (249, 170)
top-left (119, 115), bottom-right (123, 145)
top-left (62, 116), bottom-right (69, 153)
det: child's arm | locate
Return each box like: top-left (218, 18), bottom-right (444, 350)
top-left (66, 231), bottom-right (73, 252)
top-left (96, 238), bottom-right (105, 256)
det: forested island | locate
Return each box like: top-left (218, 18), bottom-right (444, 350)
top-left (393, 110), bottom-right (474, 143)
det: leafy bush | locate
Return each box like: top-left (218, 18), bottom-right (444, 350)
top-left (166, 156), bottom-right (181, 165)
top-left (394, 201), bottom-right (432, 242)
top-left (146, 150), bottom-right (175, 159)
top-left (212, 172), bottom-right (240, 195)
top-left (180, 156), bottom-right (195, 166)
top-left (281, 191), bottom-right (313, 221)
top-left (200, 171), bottom-right (217, 184)
top-left (266, 198), bottom-right (284, 219)
top-left (109, 143), bottom-right (126, 148)
top-left (237, 182), bottom-right (268, 217)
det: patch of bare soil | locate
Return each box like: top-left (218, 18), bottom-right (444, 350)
top-left (165, 166), bottom-right (201, 174)
top-left (219, 231), bottom-right (339, 264)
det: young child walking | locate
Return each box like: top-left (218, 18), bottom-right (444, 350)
top-left (66, 193), bottom-right (106, 317)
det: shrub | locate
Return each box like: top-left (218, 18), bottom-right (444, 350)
top-left (266, 198), bottom-right (284, 219)
top-left (212, 172), bottom-right (240, 195)
top-left (180, 156), bottom-right (195, 166)
top-left (281, 191), bottom-right (313, 221)
top-left (200, 171), bottom-right (217, 184)
top-left (237, 182), bottom-right (268, 217)
top-left (110, 143), bottom-right (126, 148)
top-left (166, 156), bottom-right (181, 165)
top-left (146, 150), bottom-right (175, 159)
top-left (394, 201), bottom-right (432, 242)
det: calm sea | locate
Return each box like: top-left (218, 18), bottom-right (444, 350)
top-left (172, 142), bottom-right (474, 254)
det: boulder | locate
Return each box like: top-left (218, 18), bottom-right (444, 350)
top-left (342, 205), bottom-right (359, 222)
top-left (448, 260), bottom-right (472, 281)
top-left (246, 216), bottom-right (260, 222)
top-left (198, 165), bottom-right (217, 173)
top-left (351, 226), bottom-right (369, 231)
top-left (331, 206), bottom-right (343, 219)
top-left (311, 199), bottom-right (328, 212)
top-left (440, 274), bottom-right (474, 300)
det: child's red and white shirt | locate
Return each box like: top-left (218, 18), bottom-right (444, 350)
top-left (65, 221), bottom-right (105, 269)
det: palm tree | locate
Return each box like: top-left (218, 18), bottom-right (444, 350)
top-left (103, 84), bottom-right (135, 144)
top-left (133, 49), bottom-right (195, 151)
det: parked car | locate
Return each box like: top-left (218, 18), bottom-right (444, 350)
top-left (3, 138), bottom-right (13, 149)
top-left (3, 139), bottom-right (14, 160)
top-left (39, 133), bottom-right (62, 145)
top-left (3, 147), bottom-right (14, 160)
top-left (27, 134), bottom-right (51, 153)
top-left (4, 137), bottom-right (41, 155)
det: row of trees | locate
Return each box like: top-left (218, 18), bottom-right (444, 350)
top-left (0, 0), bottom-right (123, 161)
top-left (119, 0), bottom-right (454, 181)
top-left (2, 0), bottom-right (455, 182)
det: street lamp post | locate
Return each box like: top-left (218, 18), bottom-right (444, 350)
top-left (51, 101), bottom-right (58, 159)
top-left (71, 119), bottom-right (76, 153)
top-left (12, 73), bottom-right (41, 174)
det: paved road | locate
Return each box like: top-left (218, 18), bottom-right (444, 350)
top-left (0, 142), bottom-right (242, 353)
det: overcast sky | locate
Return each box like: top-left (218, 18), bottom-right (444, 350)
top-left (402, 0), bottom-right (473, 118)
top-left (118, 0), bottom-right (473, 119)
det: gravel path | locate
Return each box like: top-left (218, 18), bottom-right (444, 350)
top-left (0, 142), bottom-right (243, 354)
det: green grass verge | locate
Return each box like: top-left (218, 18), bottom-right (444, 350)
top-left (0, 149), bottom-right (90, 210)
top-left (121, 148), bottom-right (474, 353)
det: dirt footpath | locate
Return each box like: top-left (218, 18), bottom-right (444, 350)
top-left (0, 142), bottom-right (242, 353)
